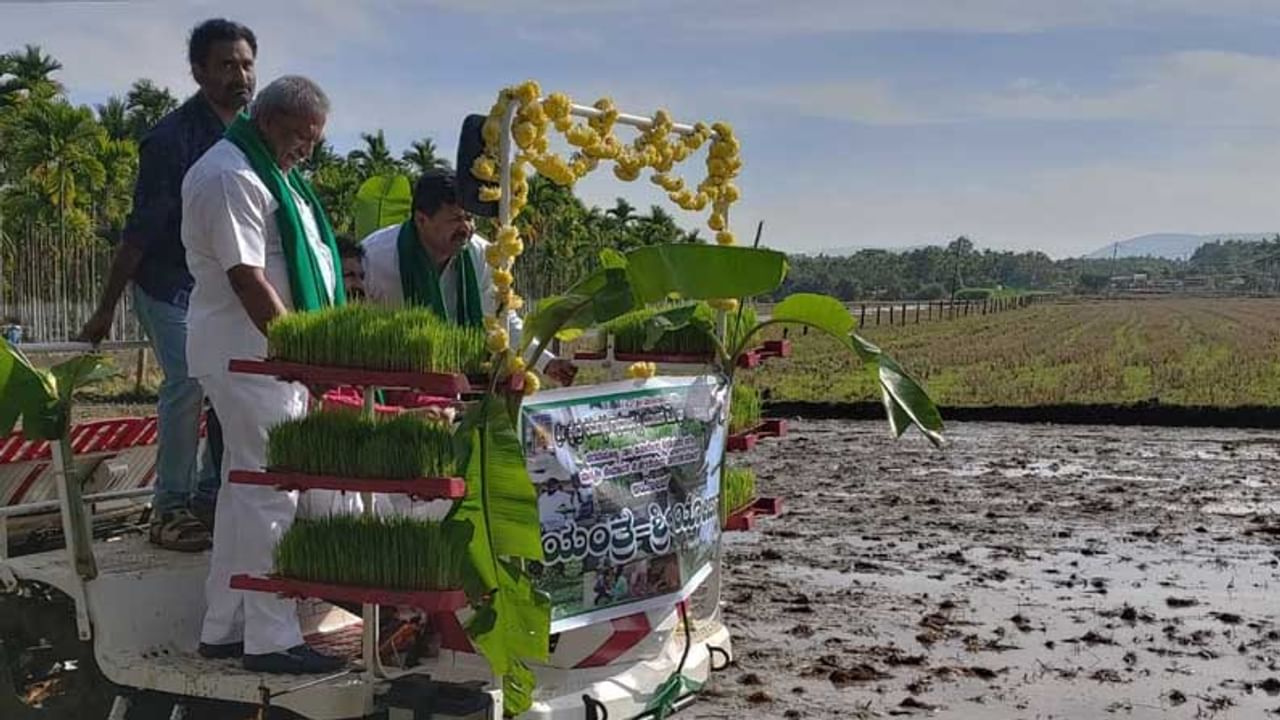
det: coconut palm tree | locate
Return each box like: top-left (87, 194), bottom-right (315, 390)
top-left (347, 130), bottom-right (401, 180)
top-left (605, 197), bottom-right (636, 226)
top-left (1, 45), bottom-right (63, 101)
top-left (401, 137), bottom-right (450, 177)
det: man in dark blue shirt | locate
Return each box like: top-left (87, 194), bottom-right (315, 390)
top-left (79, 18), bottom-right (257, 552)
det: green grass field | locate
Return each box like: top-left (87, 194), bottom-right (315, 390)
top-left (749, 298), bottom-right (1280, 407)
top-left (52, 297), bottom-right (1280, 417)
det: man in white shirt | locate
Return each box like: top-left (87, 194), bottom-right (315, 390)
top-left (182, 75), bottom-right (346, 674)
top-left (360, 170), bottom-right (577, 385)
top-left (538, 478), bottom-right (578, 531)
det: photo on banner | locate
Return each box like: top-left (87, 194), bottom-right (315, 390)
top-left (520, 375), bottom-right (729, 634)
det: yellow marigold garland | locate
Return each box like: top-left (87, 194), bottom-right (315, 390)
top-left (472, 80), bottom-right (747, 388)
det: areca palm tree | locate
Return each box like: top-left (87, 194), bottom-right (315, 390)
top-left (125, 79), bottom-right (178, 140)
top-left (90, 136), bottom-right (139, 236)
top-left (401, 137), bottom-right (450, 177)
top-left (10, 99), bottom-right (106, 245)
top-left (95, 96), bottom-right (130, 140)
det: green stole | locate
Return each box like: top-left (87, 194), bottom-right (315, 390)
top-left (396, 221), bottom-right (484, 327)
top-left (224, 115), bottom-right (345, 310)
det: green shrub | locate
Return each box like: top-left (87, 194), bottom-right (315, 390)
top-left (954, 288), bottom-right (993, 301)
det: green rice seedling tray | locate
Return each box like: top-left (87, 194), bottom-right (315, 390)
top-left (229, 359), bottom-right (472, 394)
top-left (229, 470), bottom-right (465, 500)
top-left (229, 574), bottom-right (468, 612)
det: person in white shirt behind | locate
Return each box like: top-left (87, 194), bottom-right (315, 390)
top-left (359, 169), bottom-right (577, 385)
top-left (181, 75), bottom-right (350, 674)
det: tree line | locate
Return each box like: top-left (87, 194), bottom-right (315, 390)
top-left (776, 235), bottom-right (1280, 301)
top-left (0, 44), bottom-right (700, 307)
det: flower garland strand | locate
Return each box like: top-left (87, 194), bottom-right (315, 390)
top-left (472, 80), bottom-right (745, 390)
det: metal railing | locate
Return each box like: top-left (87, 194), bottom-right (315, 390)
top-left (0, 487), bottom-right (152, 560)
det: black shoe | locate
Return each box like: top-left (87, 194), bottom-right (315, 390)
top-left (243, 644), bottom-right (346, 674)
top-left (190, 500), bottom-right (216, 531)
top-left (198, 641), bottom-right (244, 659)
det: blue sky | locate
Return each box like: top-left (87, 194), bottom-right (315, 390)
top-left (6, 1), bottom-right (1280, 257)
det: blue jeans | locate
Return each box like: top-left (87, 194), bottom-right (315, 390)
top-left (131, 285), bottom-right (222, 513)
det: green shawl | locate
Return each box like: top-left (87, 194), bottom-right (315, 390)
top-left (224, 115), bottom-right (345, 311)
top-left (396, 221), bottom-right (483, 327)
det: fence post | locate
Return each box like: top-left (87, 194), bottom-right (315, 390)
top-left (915, 303), bottom-right (921, 324)
top-left (134, 348), bottom-right (147, 394)
top-left (888, 305), bottom-right (894, 325)
top-left (860, 304), bottom-right (866, 327)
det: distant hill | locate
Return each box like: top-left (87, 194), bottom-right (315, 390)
top-left (1086, 233), bottom-right (1275, 260)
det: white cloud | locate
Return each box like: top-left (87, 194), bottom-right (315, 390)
top-left (566, 0), bottom-right (1280, 36)
top-left (979, 51), bottom-right (1280, 126)
top-left (0, 1), bottom-right (386, 103)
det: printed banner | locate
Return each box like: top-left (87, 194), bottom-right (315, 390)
top-left (520, 375), bottom-right (729, 633)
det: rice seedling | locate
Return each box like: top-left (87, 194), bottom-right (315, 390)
top-left (751, 298), bottom-right (1280, 408)
top-left (730, 383), bottom-right (762, 434)
top-left (721, 466), bottom-right (756, 518)
top-left (267, 409), bottom-right (457, 479)
top-left (268, 304), bottom-right (488, 374)
top-left (274, 515), bottom-right (472, 590)
top-left (598, 302), bottom-right (758, 356)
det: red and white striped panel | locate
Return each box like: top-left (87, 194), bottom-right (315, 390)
top-left (0, 412), bottom-right (209, 508)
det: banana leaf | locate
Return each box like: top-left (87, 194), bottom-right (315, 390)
top-left (451, 397), bottom-right (549, 717)
top-left (352, 173), bottom-right (413, 240)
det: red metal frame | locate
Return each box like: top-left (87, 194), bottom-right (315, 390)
top-left (613, 351), bottom-right (716, 365)
top-left (229, 470), bottom-right (465, 500)
top-left (727, 418), bottom-right (788, 452)
top-left (723, 496), bottom-right (783, 532)
top-left (228, 359), bottom-right (473, 395)
top-left (230, 574), bottom-right (468, 612)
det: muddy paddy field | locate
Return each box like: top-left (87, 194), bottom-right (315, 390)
top-left (694, 420), bottom-right (1280, 719)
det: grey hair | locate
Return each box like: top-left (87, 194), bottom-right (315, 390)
top-left (250, 75), bottom-right (330, 121)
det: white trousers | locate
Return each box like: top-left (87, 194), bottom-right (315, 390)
top-left (197, 371), bottom-right (361, 655)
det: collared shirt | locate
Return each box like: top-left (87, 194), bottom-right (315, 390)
top-left (360, 224), bottom-right (551, 369)
top-left (123, 94), bottom-right (228, 308)
top-left (181, 139), bottom-right (336, 378)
